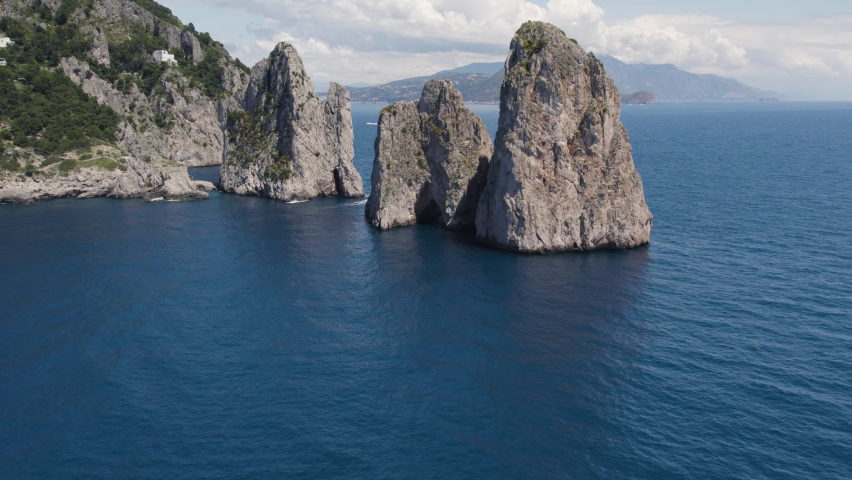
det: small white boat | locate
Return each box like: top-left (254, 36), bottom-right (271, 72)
top-left (367, 122), bottom-right (378, 125)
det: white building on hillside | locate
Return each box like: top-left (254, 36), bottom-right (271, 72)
top-left (153, 50), bottom-right (177, 65)
top-left (0, 37), bottom-right (14, 48)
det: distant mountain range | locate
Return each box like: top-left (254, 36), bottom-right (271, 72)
top-left (347, 64), bottom-right (503, 104)
top-left (599, 56), bottom-right (779, 102)
top-left (347, 58), bottom-right (779, 103)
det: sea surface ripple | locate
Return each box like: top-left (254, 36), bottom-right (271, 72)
top-left (0, 102), bottom-right (850, 479)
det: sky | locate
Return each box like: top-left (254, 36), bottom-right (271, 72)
top-left (159, 0), bottom-right (852, 100)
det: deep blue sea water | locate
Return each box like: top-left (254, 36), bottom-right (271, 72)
top-left (1, 102), bottom-right (851, 479)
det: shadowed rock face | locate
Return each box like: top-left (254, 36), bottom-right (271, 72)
top-left (366, 80), bottom-right (493, 230)
top-left (220, 43), bottom-right (364, 202)
top-left (476, 21), bottom-right (653, 253)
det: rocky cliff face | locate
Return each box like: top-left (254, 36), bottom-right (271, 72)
top-left (88, 27), bottom-right (110, 67)
top-left (220, 43), bottom-right (363, 201)
top-left (60, 57), bottom-right (238, 167)
top-left (476, 22), bottom-right (652, 253)
top-left (365, 80), bottom-right (492, 230)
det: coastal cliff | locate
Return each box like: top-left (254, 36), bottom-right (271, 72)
top-left (476, 22), bottom-right (653, 253)
top-left (219, 43), bottom-right (363, 202)
top-left (0, 0), bottom-right (249, 172)
top-left (0, 0), bottom-right (250, 204)
top-left (60, 56), bottom-right (246, 168)
top-left (365, 80), bottom-right (492, 230)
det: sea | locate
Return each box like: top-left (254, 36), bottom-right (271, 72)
top-left (1, 102), bottom-right (850, 479)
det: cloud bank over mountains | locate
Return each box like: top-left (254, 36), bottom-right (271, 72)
top-left (169, 0), bottom-right (852, 99)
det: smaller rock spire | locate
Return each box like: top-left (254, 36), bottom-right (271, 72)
top-left (366, 79), bottom-right (493, 230)
top-left (220, 42), bottom-right (364, 202)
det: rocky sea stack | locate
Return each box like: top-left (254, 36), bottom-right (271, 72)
top-left (476, 22), bottom-right (653, 253)
top-left (366, 80), bottom-right (492, 230)
top-left (219, 43), bottom-right (363, 202)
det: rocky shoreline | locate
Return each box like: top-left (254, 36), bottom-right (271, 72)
top-left (0, 152), bottom-right (213, 205)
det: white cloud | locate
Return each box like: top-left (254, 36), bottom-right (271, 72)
top-left (610, 14), bottom-right (852, 98)
top-left (166, 0), bottom-right (852, 99)
top-left (599, 16), bottom-right (750, 70)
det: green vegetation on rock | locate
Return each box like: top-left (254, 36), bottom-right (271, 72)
top-left (58, 158), bottom-right (79, 173)
top-left (55, 0), bottom-right (95, 26)
top-left (0, 154), bottom-right (22, 172)
top-left (184, 48), bottom-right (227, 98)
top-left (266, 154), bottom-right (293, 182)
top-left (1, 1), bottom-right (235, 98)
top-left (81, 156), bottom-right (124, 171)
top-left (521, 37), bottom-right (547, 55)
top-left (0, 66), bottom-right (120, 155)
top-left (0, 0), bottom-right (245, 158)
top-left (134, 0), bottom-right (183, 26)
top-left (225, 110), bottom-right (275, 167)
top-left (0, 16), bottom-right (90, 67)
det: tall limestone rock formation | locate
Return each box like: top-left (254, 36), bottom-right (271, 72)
top-left (366, 80), bottom-right (492, 230)
top-left (476, 22), bottom-right (653, 253)
top-left (220, 43), bottom-right (363, 201)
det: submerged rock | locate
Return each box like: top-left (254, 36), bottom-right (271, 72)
top-left (476, 22), bottom-right (653, 253)
top-left (366, 80), bottom-right (492, 230)
top-left (219, 43), bottom-right (364, 202)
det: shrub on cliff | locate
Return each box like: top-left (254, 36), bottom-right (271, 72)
top-left (0, 68), bottom-right (119, 155)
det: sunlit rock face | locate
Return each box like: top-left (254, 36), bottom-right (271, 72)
top-left (476, 22), bottom-right (653, 253)
top-left (220, 43), bottom-right (363, 202)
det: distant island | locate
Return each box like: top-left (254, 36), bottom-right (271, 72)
top-left (600, 56), bottom-right (780, 102)
top-left (346, 57), bottom-right (780, 104)
top-left (622, 91), bottom-right (656, 105)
